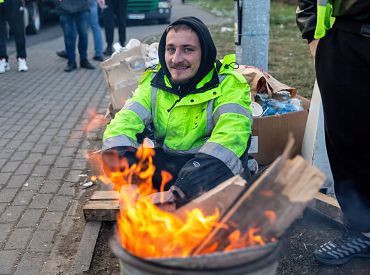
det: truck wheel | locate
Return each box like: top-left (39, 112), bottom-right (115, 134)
top-left (26, 2), bottom-right (41, 34)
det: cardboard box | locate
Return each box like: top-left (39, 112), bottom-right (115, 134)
top-left (101, 45), bottom-right (147, 111)
top-left (248, 96), bottom-right (310, 165)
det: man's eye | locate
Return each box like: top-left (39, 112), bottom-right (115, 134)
top-left (184, 48), bottom-right (194, 53)
top-left (167, 48), bottom-right (175, 53)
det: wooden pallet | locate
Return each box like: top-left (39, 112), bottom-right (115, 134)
top-left (83, 191), bottom-right (119, 222)
top-left (83, 190), bottom-right (343, 224)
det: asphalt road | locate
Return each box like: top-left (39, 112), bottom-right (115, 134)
top-left (7, 0), bottom-right (225, 56)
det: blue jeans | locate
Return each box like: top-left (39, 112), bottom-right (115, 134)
top-left (89, 0), bottom-right (103, 57)
top-left (60, 11), bottom-right (89, 63)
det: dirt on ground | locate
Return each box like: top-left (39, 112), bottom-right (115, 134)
top-left (87, 209), bottom-right (370, 275)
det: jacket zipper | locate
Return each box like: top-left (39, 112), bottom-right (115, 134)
top-left (167, 86), bottom-right (183, 112)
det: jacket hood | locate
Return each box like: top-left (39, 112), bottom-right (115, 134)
top-left (156, 16), bottom-right (217, 94)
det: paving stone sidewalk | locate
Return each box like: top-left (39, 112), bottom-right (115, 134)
top-left (0, 34), bottom-right (109, 274)
top-left (0, 3), bottom-right (228, 273)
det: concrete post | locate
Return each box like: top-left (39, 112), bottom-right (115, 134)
top-left (235, 0), bottom-right (270, 71)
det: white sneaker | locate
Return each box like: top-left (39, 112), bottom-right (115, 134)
top-left (0, 59), bottom-right (10, 74)
top-left (17, 58), bottom-right (28, 72)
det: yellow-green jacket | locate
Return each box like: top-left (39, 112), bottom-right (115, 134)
top-left (103, 54), bottom-right (252, 175)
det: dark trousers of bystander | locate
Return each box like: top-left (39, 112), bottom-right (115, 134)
top-left (0, 0), bottom-right (26, 60)
top-left (102, 0), bottom-right (128, 48)
top-left (59, 11), bottom-right (90, 63)
top-left (315, 26), bottom-right (370, 233)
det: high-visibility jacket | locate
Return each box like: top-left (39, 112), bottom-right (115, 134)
top-left (315, 0), bottom-right (336, 39)
top-left (297, 0), bottom-right (369, 41)
top-left (103, 54), bottom-right (253, 175)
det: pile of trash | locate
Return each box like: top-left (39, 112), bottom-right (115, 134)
top-left (110, 38), bottom-right (159, 70)
top-left (236, 65), bottom-right (304, 117)
top-left (101, 39), bottom-right (160, 113)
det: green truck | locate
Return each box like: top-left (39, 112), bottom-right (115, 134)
top-left (23, 0), bottom-right (172, 35)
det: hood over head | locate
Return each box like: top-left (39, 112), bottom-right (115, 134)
top-left (158, 16), bottom-right (217, 93)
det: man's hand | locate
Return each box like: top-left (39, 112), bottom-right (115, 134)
top-left (97, 0), bottom-right (105, 9)
top-left (147, 190), bottom-right (176, 212)
top-left (309, 39), bottom-right (319, 58)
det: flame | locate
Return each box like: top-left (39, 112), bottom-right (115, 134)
top-left (84, 110), bottom-right (109, 133)
top-left (264, 210), bottom-right (277, 225)
top-left (92, 144), bottom-right (275, 258)
top-left (224, 228), bottom-right (266, 251)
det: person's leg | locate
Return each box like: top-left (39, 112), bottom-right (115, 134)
top-left (102, 0), bottom-right (114, 54)
top-left (75, 10), bottom-right (95, 69)
top-left (0, 3), bottom-right (8, 61)
top-left (316, 29), bottom-right (370, 233)
top-left (89, 0), bottom-right (104, 59)
top-left (59, 14), bottom-right (77, 71)
top-left (7, 0), bottom-right (26, 60)
top-left (314, 28), bottom-right (370, 265)
top-left (56, 19), bottom-right (76, 59)
top-left (115, 0), bottom-right (127, 47)
top-left (74, 11), bottom-right (89, 61)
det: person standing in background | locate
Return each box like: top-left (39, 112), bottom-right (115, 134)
top-left (56, 0), bottom-right (95, 72)
top-left (0, 0), bottom-right (28, 73)
top-left (56, 0), bottom-right (106, 62)
top-left (296, 0), bottom-right (370, 266)
top-left (89, 0), bottom-right (105, 61)
top-left (102, 0), bottom-right (128, 56)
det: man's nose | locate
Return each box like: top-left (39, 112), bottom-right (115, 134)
top-left (172, 50), bottom-right (183, 63)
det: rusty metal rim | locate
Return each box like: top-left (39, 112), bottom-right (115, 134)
top-left (110, 237), bottom-right (285, 275)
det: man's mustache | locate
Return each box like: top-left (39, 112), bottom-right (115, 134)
top-left (169, 62), bottom-right (190, 69)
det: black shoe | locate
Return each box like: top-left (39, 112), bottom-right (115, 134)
top-left (80, 60), bottom-right (95, 70)
top-left (64, 62), bottom-right (77, 72)
top-left (314, 232), bottom-right (370, 265)
top-left (93, 55), bottom-right (104, 62)
top-left (57, 50), bottom-right (68, 59)
top-left (104, 46), bottom-right (113, 56)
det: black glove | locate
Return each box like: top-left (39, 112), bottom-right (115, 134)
top-left (174, 153), bottom-right (234, 202)
top-left (101, 146), bottom-right (137, 177)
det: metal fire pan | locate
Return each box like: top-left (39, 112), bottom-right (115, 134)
top-left (110, 237), bottom-right (284, 275)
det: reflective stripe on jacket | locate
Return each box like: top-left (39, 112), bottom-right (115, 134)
top-left (315, 0), bottom-right (336, 39)
top-left (103, 54), bottom-right (252, 174)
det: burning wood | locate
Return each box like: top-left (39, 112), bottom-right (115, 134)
top-left (174, 175), bottom-right (248, 221)
top-left (88, 136), bottom-right (325, 259)
top-left (192, 137), bottom-right (325, 255)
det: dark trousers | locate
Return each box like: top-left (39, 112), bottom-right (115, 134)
top-left (59, 11), bottom-right (90, 63)
top-left (315, 27), bottom-right (370, 232)
top-left (0, 0), bottom-right (26, 60)
top-left (102, 0), bottom-right (127, 47)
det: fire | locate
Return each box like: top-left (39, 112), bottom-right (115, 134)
top-left (84, 110), bottom-right (109, 133)
top-left (224, 228), bottom-right (265, 251)
top-left (264, 210), bottom-right (277, 225)
top-left (99, 145), bottom-right (275, 258)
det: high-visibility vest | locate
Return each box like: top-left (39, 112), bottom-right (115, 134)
top-left (314, 0), bottom-right (336, 39)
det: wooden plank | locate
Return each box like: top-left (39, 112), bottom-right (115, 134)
top-left (192, 137), bottom-right (326, 255)
top-left (174, 175), bottom-right (247, 221)
top-left (309, 192), bottom-right (343, 224)
top-left (83, 200), bottom-right (119, 222)
top-left (90, 190), bottom-right (119, 201)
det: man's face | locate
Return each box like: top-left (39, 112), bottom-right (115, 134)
top-left (165, 28), bottom-right (201, 84)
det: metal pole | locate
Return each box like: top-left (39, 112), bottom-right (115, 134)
top-left (236, 0), bottom-right (270, 71)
